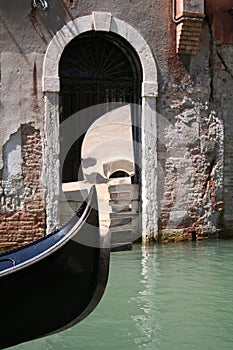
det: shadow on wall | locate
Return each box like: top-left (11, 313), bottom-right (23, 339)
top-left (205, 0), bottom-right (233, 43)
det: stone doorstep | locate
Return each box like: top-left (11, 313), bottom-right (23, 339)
top-left (110, 223), bottom-right (139, 239)
top-left (109, 196), bottom-right (138, 202)
top-left (109, 216), bottom-right (138, 228)
top-left (111, 203), bottom-right (132, 213)
top-left (108, 183), bottom-right (139, 192)
top-left (110, 199), bottom-right (139, 208)
top-left (111, 229), bottom-right (133, 244)
top-left (110, 230), bottom-right (138, 239)
top-left (110, 217), bottom-right (132, 227)
top-left (110, 211), bottom-right (138, 219)
top-left (110, 191), bottom-right (139, 200)
top-left (60, 181), bottom-right (140, 245)
top-left (108, 177), bottom-right (131, 186)
top-left (110, 192), bottom-right (131, 200)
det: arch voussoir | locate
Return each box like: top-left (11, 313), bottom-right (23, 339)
top-left (43, 12), bottom-right (157, 92)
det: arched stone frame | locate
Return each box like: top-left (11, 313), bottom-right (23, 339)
top-left (42, 12), bottom-right (158, 241)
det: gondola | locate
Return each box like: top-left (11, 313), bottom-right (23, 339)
top-left (0, 186), bottom-right (110, 349)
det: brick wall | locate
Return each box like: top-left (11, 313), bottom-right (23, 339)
top-left (157, 21), bottom-right (225, 242)
top-left (0, 124), bottom-right (46, 251)
top-left (158, 107), bottom-right (224, 242)
top-left (159, 102), bottom-right (223, 241)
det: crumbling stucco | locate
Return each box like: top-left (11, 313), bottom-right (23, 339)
top-left (3, 128), bottom-right (22, 179)
top-left (0, 0), bottom-right (232, 247)
top-left (0, 124), bottom-right (46, 250)
top-left (156, 20), bottom-right (226, 242)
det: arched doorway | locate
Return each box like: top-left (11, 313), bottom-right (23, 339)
top-left (43, 12), bottom-right (158, 240)
top-left (59, 31), bottom-right (142, 183)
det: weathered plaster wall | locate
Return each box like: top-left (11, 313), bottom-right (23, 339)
top-left (0, 0), bottom-right (170, 246)
top-left (0, 0), bottom-right (232, 247)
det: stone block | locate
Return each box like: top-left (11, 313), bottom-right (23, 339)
top-left (92, 12), bottom-right (112, 31)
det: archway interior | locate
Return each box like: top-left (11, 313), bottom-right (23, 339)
top-left (59, 30), bottom-right (142, 183)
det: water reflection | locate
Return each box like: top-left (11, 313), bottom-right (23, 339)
top-left (8, 241), bottom-right (233, 350)
top-left (132, 241), bottom-right (233, 350)
top-left (132, 245), bottom-right (160, 349)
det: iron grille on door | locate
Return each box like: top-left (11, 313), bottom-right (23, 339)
top-left (59, 31), bottom-right (142, 182)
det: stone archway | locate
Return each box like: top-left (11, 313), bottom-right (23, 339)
top-left (42, 12), bottom-right (158, 241)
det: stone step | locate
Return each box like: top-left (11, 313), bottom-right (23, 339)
top-left (109, 185), bottom-right (139, 199)
top-left (111, 229), bottom-right (133, 244)
top-left (109, 222), bottom-right (140, 240)
top-left (110, 191), bottom-right (131, 200)
top-left (111, 203), bottom-right (132, 213)
top-left (109, 184), bottom-right (139, 193)
top-left (60, 183), bottom-right (140, 242)
top-left (110, 214), bottom-right (138, 229)
top-left (110, 191), bottom-right (139, 201)
top-left (110, 200), bottom-right (139, 212)
top-left (110, 211), bottom-right (138, 219)
top-left (110, 217), bottom-right (132, 227)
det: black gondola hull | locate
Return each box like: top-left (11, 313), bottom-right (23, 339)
top-left (0, 187), bottom-right (110, 349)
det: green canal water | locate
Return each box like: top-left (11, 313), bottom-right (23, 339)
top-left (10, 240), bottom-right (233, 350)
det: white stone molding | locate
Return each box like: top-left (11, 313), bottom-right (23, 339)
top-left (43, 77), bottom-right (60, 93)
top-left (142, 82), bottom-right (158, 97)
top-left (92, 11), bottom-right (112, 31)
top-left (141, 97), bottom-right (158, 240)
top-left (42, 93), bottom-right (60, 232)
top-left (42, 12), bottom-right (158, 240)
top-left (43, 13), bottom-right (157, 93)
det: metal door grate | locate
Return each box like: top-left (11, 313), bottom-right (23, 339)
top-left (59, 31), bottom-right (142, 182)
